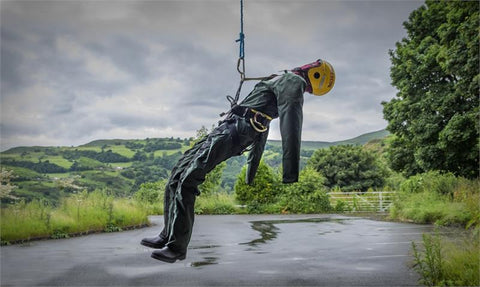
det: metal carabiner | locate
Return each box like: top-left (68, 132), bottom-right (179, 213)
top-left (237, 58), bottom-right (245, 81)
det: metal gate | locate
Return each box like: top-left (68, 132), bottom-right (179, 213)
top-left (327, 191), bottom-right (396, 213)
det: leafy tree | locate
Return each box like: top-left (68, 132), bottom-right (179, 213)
top-left (382, 1), bottom-right (479, 178)
top-left (134, 180), bottom-right (166, 205)
top-left (2, 159), bottom-right (67, 173)
top-left (132, 151), bottom-right (147, 162)
top-left (308, 145), bottom-right (388, 192)
top-left (125, 141), bottom-right (144, 150)
top-left (62, 149), bottom-right (129, 163)
top-left (144, 139), bottom-right (182, 152)
top-left (235, 161), bottom-right (280, 204)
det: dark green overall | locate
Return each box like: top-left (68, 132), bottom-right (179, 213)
top-left (159, 73), bottom-right (306, 253)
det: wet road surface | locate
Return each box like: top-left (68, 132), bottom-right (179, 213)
top-left (1, 214), bottom-right (436, 286)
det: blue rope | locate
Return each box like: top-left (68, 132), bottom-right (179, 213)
top-left (235, 0), bottom-right (245, 59)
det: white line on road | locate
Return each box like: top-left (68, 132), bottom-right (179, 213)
top-left (363, 255), bottom-right (409, 259)
top-left (373, 241), bottom-right (413, 245)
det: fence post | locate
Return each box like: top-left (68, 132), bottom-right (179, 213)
top-left (379, 192), bottom-right (383, 212)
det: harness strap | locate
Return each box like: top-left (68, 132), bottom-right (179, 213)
top-left (230, 105), bottom-right (272, 133)
top-left (220, 73), bottom-right (282, 117)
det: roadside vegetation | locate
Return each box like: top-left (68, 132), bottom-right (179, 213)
top-left (412, 232), bottom-right (479, 287)
top-left (389, 171), bottom-right (479, 287)
top-left (1, 188), bottom-right (149, 244)
top-left (382, 1), bottom-right (479, 285)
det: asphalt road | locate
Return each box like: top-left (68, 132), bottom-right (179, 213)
top-left (1, 214), bottom-right (435, 286)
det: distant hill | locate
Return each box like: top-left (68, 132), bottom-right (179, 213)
top-left (268, 129), bottom-right (390, 150)
top-left (1, 129), bottom-right (389, 203)
top-left (3, 129), bottom-right (389, 154)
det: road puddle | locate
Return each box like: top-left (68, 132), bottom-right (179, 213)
top-left (241, 217), bottom-right (348, 246)
top-left (240, 221), bottom-right (279, 246)
top-left (190, 216), bottom-right (351, 268)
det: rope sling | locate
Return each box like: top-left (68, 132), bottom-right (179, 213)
top-left (223, 0), bottom-right (278, 113)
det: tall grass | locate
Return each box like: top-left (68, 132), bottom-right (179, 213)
top-left (1, 190), bottom-right (149, 243)
top-left (1, 182), bottom-right (244, 243)
top-left (412, 232), bottom-right (479, 286)
top-left (134, 180), bottom-right (240, 216)
top-left (389, 171), bottom-right (479, 227)
top-left (391, 171), bottom-right (480, 286)
top-left (195, 192), bottom-right (239, 214)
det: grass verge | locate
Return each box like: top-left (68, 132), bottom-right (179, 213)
top-left (412, 231), bottom-right (479, 286)
top-left (1, 190), bottom-right (149, 244)
top-left (389, 172), bottom-right (479, 286)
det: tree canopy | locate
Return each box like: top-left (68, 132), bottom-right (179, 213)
top-left (308, 145), bottom-right (388, 192)
top-left (382, 0), bottom-right (479, 178)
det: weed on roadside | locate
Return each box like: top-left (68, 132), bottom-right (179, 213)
top-left (412, 231), bottom-right (479, 286)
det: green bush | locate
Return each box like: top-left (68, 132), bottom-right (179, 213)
top-left (235, 163), bottom-right (331, 214)
top-left (277, 167), bottom-right (331, 213)
top-left (134, 180), bottom-right (165, 205)
top-left (399, 171), bottom-right (458, 197)
top-left (132, 180), bottom-right (165, 215)
top-left (235, 161), bottom-right (280, 205)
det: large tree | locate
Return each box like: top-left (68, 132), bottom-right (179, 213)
top-left (308, 145), bottom-right (388, 192)
top-left (382, 0), bottom-right (479, 178)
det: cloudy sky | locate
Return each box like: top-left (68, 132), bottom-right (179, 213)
top-left (1, 0), bottom-right (423, 151)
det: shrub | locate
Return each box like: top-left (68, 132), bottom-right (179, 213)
top-left (399, 171), bottom-right (458, 197)
top-left (235, 161), bottom-right (280, 205)
top-left (134, 180), bottom-right (165, 205)
top-left (277, 167), bottom-right (331, 213)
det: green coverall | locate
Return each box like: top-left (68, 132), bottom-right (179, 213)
top-left (159, 72), bottom-right (306, 254)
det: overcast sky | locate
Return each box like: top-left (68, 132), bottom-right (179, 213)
top-left (1, 0), bottom-right (424, 151)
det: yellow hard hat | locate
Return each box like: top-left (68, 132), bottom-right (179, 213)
top-left (293, 59), bottom-right (335, 96)
top-left (307, 60), bottom-right (335, 96)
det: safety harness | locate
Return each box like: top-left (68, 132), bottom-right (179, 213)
top-left (230, 105), bottom-right (272, 132)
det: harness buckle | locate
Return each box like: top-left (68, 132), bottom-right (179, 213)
top-left (249, 109), bottom-right (271, 133)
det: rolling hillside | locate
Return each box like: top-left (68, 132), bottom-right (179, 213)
top-left (267, 129), bottom-right (390, 150)
top-left (1, 129), bottom-right (389, 203)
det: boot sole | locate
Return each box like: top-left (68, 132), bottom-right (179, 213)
top-left (140, 240), bottom-right (166, 249)
top-left (151, 252), bottom-right (186, 263)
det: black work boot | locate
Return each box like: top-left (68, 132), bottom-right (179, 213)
top-left (151, 247), bottom-right (186, 263)
top-left (140, 236), bottom-right (167, 249)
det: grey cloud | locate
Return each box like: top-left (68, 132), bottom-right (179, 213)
top-left (1, 0), bottom-right (424, 150)
top-left (88, 36), bottom-right (152, 80)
